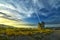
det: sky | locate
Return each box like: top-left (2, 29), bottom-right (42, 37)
top-left (0, 0), bottom-right (60, 27)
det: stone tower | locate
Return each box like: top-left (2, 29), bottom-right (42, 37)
top-left (41, 21), bottom-right (45, 29)
top-left (38, 21), bottom-right (45, 30)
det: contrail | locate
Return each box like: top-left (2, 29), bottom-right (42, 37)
top-left (34, 8), bottom-right (40, 23)
top-left (35, 10), bottom-right (41, 23)
top-left (33, 0), bottom-right (41, 23)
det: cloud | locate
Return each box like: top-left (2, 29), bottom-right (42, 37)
top-left (0, 3), bottom-right (16, 10)
top-left (0, 0), bottom-right (37, 21)
top-left (0, 0), bottom-right (60, 24)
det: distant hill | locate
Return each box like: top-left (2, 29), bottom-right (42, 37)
top-left (46, 27), bottom-right (60, 30)
top-left (0, 24), bottom-right (15, 29)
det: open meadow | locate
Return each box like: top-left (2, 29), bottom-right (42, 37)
top-left (0, 24), bottom-right (60, 40)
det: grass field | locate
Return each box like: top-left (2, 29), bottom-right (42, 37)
top-left (0, 24), bottom-right (54, 40)
top-left (0, 24), bottom-right (60, 40)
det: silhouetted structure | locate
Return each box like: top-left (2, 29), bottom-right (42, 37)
top-left (38, 21), bottom-right (45, 30)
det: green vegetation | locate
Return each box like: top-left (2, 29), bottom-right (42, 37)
top-left (0, 24), bottom-right (53, 40)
